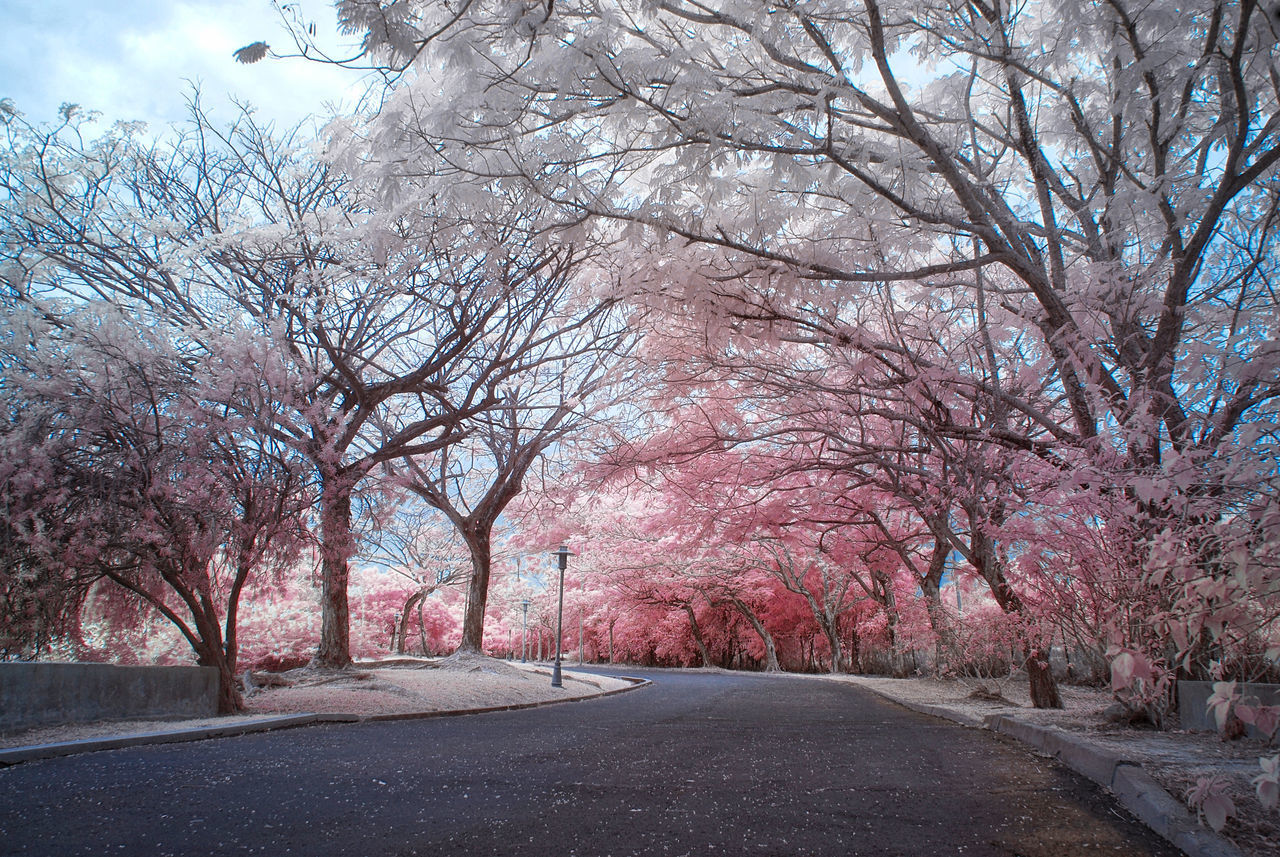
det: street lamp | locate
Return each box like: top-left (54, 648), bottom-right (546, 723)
top-left (551, 545), bottom-right (575, 688)
top-left (521, 598), bottom-right (531, 663)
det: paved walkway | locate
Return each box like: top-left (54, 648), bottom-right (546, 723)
top-left (0, 669), bottom-right (1181, 856)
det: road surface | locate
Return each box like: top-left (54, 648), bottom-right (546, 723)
top-left (0, 668), bottom-right (1179, 856)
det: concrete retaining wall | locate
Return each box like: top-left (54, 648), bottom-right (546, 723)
top-left (0, 662), bottom-right (218, 731)
top-left (1178, 680), bottom-right (1280, 738)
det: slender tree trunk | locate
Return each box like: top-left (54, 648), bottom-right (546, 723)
top-left (848, 623), bottom-right (861, 673)
top-left (683, 604), bottom-right (714, 667)
top-left (316, 479), bottom-right (354, 668)
top-left (418, 597), bottom-right (429, 654)
top-left (821, 615), bottom-right (843, 674)
top-left (920, 539), bottom-right (952, 676)
top-left (886, 612), bottom-right (903, 676)
top-left (397, 589), bottom-right (426, 654)
top-left (731, 598), bottom-right (780, 672)
top-left (222, 547), bottom-right (254, 682)
top-left (975, 531), bottom-right (1062, 708)
top-left (458, 528), bottom-right (492, 653)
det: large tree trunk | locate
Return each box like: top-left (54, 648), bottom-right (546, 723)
top-left (976, 536), bottom-right (1062, 708)
top-left (316, 481), bottom-right (354, 668)
top-left (873, 568), bottom-right (905, 676)
top-left (113, 554), bottom-right (246, 715)
top-left (193, 636), bottom-right (243, 714)
top-left (212, 654), bottom-right (243, 715)
top-left (458, 528), bottom-right (492, 653)
top-left (184, 579), bottom-right (244, 715)
top-left (784, 573), bottom-right (845, 674)
top-left (1025, 644), bottom-right (1062, 709)
top-left (966, 504), bottom-right (1063, 709)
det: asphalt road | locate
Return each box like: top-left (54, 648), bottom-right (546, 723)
top-left (0, 668), bottom-right (1180, 856)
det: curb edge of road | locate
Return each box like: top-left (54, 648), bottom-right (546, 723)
top-left (865, 691), bottom-right (1245, 857)
top-left (0, 674), bottom-right (651, 767)
top-left (360, 675), bottom-right (652, 723)
top-left (0, 714), bottom-right (326, 765)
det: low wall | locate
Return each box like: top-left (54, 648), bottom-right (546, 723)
top-left (0, 662), bottom-right (218, 732)
top-left (1178, 679), bottom-right (1280, 738)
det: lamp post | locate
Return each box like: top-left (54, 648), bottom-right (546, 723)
top-left (551, 545), bottom-right (574, 688)
top-left (520, 598), bottom-right (531, 663)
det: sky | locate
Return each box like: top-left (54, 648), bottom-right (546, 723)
top-left (1, 0), bottom-right (371, 132)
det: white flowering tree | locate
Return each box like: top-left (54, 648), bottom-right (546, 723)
top-left (1, 100), bottom-right (629, 667)
top-left (313, 0), bottom-right (1280, 706)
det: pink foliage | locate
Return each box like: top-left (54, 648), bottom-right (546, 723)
top-left (1186, 775), bottom-right (1236, 833)
top-left (1254, 756), bottom-right (1280, 812)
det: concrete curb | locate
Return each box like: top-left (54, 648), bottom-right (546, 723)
top-left (1112, 764), bottom-right (1246, 857)
top-left (0, 714), bottom-right (323, 765)
top-left (980, 715), bottom-right (1245, 857)
top-left (0, 674), bottom-right (649, 767)
top-left (983, 714), bottom-right (1134, 787)
top-left (848, 682), bottom-right (1244, 857)
top-left (361, 675), bottom-right (651, 723)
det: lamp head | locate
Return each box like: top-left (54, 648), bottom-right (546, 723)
top-left (553, 544), bottom-right (575, 570)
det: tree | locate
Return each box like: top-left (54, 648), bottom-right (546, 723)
top-left (389, 242), bottom-right (634, 653)
top-left (336, 0), bottom-right (1280, 467)
top-left (0, 303), bottom-right (308, 712)
top-left (329, 0), bottom-right (1280, 706)
top-left (361, 499), bottom-right (471, 654)
top-left (0, 102), bottom-right (620, 667)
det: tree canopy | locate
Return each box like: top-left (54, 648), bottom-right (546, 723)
top-left (2, 4), bottom-right (1278, 797)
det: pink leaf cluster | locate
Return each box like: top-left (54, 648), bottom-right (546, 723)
top-left (1187, 775), bottom-right (1236, 833)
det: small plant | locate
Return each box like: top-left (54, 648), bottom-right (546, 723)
top-left (1205, 679), bottom-right (1280, 745)
top-left (1108, 647), bottom-right (1173, 728)
top-left (1253, 756), bottom-right (1279, 811)
top-left (1195, 681), bottom-right (1280, 827)
top-left (1186, 775), bottom-right (1236, 832)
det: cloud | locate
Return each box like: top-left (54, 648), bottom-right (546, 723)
top-left (1, 0), bottom-right (368, 130)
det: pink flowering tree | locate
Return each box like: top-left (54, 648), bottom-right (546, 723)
top-left (0, 303), bottom-right (309, 712)
top-left (359, 499), bottom-right (471, 655)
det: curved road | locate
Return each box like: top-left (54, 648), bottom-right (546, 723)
top-left (1, 668), bottom-right (1178, 856)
